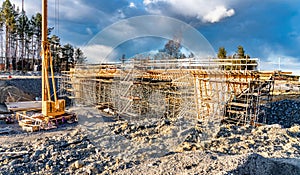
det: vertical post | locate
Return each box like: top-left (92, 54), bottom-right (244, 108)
top-left (42, 0), bottom-right (48, 102)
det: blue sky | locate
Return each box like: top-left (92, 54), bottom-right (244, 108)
top-left (12, 0), bottom-right (300, 74)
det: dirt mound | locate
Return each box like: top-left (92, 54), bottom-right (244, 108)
top-left (116, 152), bottom-right (300, 175)
top-left (0, 77), bottom-right (48, 104)
top-left (228, 154), bottom-right (300, 175)
top-left (0, 85), bottom-right (34, 103)
top-left (177, 124), bottom-right (300, 158)
top-left (260, 99), bottom-right (300, 127)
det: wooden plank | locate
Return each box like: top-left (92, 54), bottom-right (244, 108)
top-left (228, 102), bottom-right (249, 107)
top-left (227, 110), bottom-right (245, 115)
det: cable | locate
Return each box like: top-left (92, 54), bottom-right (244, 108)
top-left (54, 0), bottom-right (59, 35)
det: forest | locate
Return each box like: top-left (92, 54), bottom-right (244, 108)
top-left (0, 0), bottom-right (86, 73)
top-left (1, 0), bottom-right (257, 73)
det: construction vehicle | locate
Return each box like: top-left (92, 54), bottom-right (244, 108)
top-left (16, 0), bottom-right (76, 131)
top-left (41, 0), bottom-right (65, 117)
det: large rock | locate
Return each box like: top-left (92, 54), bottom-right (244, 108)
top-left (73, 160), bottom-right (84, 169)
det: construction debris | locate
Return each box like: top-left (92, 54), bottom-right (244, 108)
top-left (259, 99), bottom-right (300, 127)
top-left (1, 115), bottom-right (300, 174)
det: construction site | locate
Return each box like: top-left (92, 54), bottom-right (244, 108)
top-left (2, 56), bottom-right (300, 174)
top-left (59, 57), bottom-right (299, 127)
top-left (2, 0), bottom-right (300, 174)
top-left (1, 57), bottom-right (299, 130)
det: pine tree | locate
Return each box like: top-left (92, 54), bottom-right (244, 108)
top-left (1, 0), bottom-right (17, 71)
top-left (217, 47), bottom-right (227, 59)
top-left (74, 48), bottom-right (86, 65)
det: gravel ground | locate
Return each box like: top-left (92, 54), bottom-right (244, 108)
top-left (1, 99), bottom-right (300, 174)
top-left (116, 151), bottom-right (300, 175)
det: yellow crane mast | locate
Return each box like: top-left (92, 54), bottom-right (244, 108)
top-left (41, 0), bottom-right (65, 117)
top-left (16, 0), bottom-right (75, 132)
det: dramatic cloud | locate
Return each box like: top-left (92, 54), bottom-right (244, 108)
top-left (11, 0), bottom-right (135, 45)
top-left (86, 15), bottom-right (216, 62)
top-left (143, 0), bottom-right (235, 23)
top-left (9, 0), bottom-right (300, 74)
top-left (203, 6), bottom-right (235, 23)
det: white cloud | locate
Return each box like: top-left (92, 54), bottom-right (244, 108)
top-left (12, 0), bottom-right (112, 25)
top-left (12, 0), bottom-right (41, 17)
top-left (81, 44), bottom-right (116, 63)
top-left (143, 0), bottom-right (153, 6)
top-left (57, 1), bottom-right (101, 22)
top-left (143, 0), bottom-right (236, 23)
top-left (11, 0), bottom-right (121, 45)
top-left (12, 0), bottom-right (83, 20)
top-left (129, 2), bottom-right (136, 8)
top-left (203, 6), bottom-right (235, 23)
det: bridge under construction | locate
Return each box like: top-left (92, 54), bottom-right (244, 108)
top-left (59, 57), bottom-right (299, 128)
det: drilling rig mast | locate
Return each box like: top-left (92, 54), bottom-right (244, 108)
top-left (41, 0), bottom-right (65, 117)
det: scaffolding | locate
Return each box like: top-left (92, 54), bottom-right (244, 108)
top-left (59, 57), bottom-right (279, 127)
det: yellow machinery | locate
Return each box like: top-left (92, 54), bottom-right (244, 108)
top-left (41, 0), bottom-right (65, 117)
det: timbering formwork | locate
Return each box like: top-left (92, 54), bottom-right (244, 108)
top-left (223, 72), bottom-right (274, 125)
top-left (59, 58), bottom-right (276, 126)
top-left (188, 70), bottom-right (274, 125)
top-left (113, 59), bottom-right (197, 120)
top-left (191, 70), bottom-right (228, 121)
top-left (60, 64), bottom-right (117, 108)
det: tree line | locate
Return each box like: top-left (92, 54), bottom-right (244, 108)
top-left (154, 40), bottom-right (258, 71)
top-left (218, 46), bottom-right (258, 70)
top-left (0, 0), bottom-right (86, 73)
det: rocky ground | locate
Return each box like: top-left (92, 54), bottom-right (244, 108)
top-left (1, 99), bottom-right (300, 174)
top-left (261, 99), bottom-right (300, 127)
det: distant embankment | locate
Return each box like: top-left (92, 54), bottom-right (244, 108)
top-left (0, 76), bottom-right (59, 104)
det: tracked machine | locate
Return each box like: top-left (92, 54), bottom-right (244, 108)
top-left (17, 0), bottom-right (76, 132)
